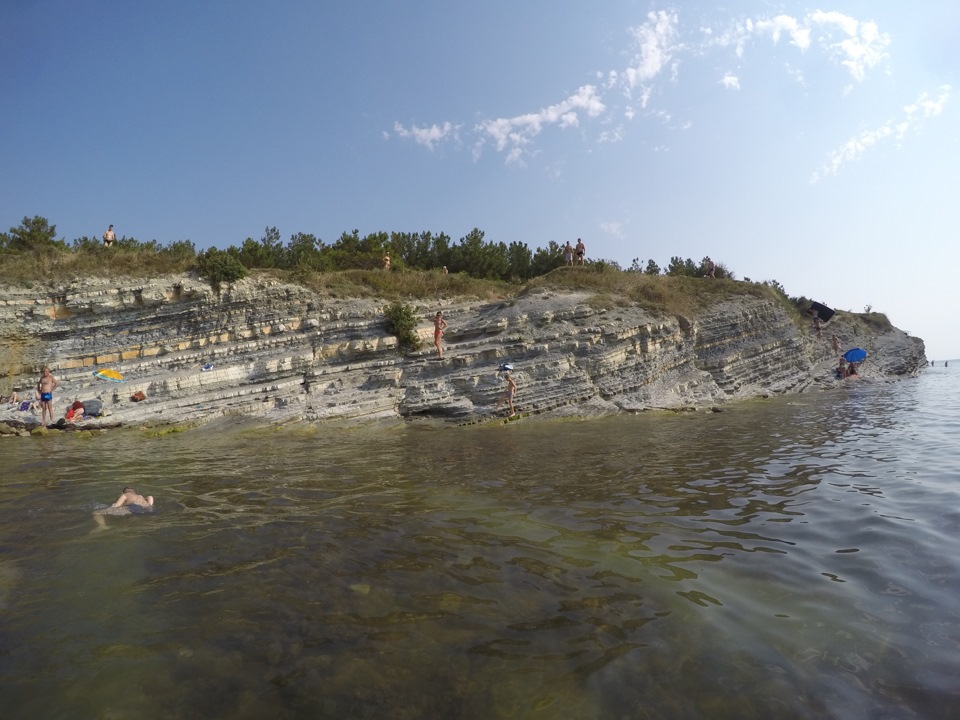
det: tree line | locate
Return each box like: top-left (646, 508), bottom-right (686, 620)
top-left (1, 215), bottom-right (734, 286)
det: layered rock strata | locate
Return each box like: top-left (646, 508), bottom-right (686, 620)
top-left (0, 275), bottom-right (927, 431)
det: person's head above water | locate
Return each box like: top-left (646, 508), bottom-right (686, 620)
top-left (123, 486), bottom-right (135, 494)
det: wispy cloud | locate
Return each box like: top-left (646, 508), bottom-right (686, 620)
top-left (472, 85), bottom-right (606, 165)
top-left (391, 121), bottom-right (459, 150)
top-left (720, 73), bottom-right (740, 90)
top-left (390, 7), bottom-right (897, 164)
top-left (600, 221), bottom-right (625, 240)
top-left (706, 10), bottom-right (888, 82)
top-left (812, 85), bottom-right (951, 182)
top-left (810, 11), bottom-right (889, 82)
top-left (623, 10), bottom-right (681, 91)
top-left (751, 14), bottom-right (811, 51)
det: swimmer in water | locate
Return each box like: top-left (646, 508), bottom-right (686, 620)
top-left (93, 486), bottom-right (155, 527)
top-left (113, 487), bottom-right (154, 509)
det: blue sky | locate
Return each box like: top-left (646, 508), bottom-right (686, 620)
top-left (2, 1), bottom-right (957, 358)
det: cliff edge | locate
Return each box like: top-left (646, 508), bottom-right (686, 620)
top-left (0, 274), bottom-right (927, 433)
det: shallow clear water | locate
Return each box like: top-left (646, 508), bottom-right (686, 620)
top-left (2, 369), bottom-right (959, 719)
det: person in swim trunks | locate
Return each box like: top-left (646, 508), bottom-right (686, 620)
top-left (574, 238), bottom-right (586, 266)
top-left (36, 366), bottom-right (59, 425)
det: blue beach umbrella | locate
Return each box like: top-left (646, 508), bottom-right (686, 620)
top-left (843, 348), bottom-right (867, 363)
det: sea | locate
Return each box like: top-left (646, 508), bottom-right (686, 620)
top-left (1, 365), bottom-right (958, 720)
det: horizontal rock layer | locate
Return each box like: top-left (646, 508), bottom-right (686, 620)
top-left (0, 275), bottom-right (927, 428)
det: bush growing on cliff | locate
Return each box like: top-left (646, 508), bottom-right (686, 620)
top-left (859, 311), bottom-right (893, 333)
top-left (195, 248), bottom-right (248, 292)
top-left (384, 301), bottom-right (422, 352)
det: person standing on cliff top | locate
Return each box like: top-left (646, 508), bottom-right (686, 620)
top-left (563, 241), bottom-right (574, 266)
top-left (103, 224), bottom-right (115, 247)
top-left (574, 238), bottom-right (586, 266)
top-left (36, 366), bottom-right (59, 425)
top-left (382, 252), bottom-right (391, 270)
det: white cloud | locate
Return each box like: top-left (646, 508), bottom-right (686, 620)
top-left (703, 10), bottom-right (888, 82)
top-left (392, 7), bottom-right (895, 163)
top-left (809, 11), bottom-right (889, 82)
top-left (392, 121), bottom-right (458, 150)
top-left (812, 85), bottom-right (951, 182)
top-left (624, 10), bottom-right (681, 90)
top-left (600, 221), bottom-right (625, 239)
top-left (753, 15), bottom-right (811, 50)
top-left (598, 126), bottom-right (625, 144)
top-left (905, 85), bottom-right (950, 119)
top-left (473, 85), bottom-right (605, 164)
top-left (720, 73), bottom-right (740, 90)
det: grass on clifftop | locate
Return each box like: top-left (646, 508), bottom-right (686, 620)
top-left (280, 267), bottom-right (513, 301)
top-left (268, 266), bottom-right (785, 320)
top-left (523, 266), bottom-right (780, 317)
top-left (0, 245), bottom-right (195, 286)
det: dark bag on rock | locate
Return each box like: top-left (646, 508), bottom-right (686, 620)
top-left (83, 398), bottom-right (103, 417)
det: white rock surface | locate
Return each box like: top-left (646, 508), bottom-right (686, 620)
top-left (0, 274), bottom-right (927, 431)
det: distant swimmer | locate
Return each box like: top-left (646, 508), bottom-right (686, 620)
top-left (93, 486), bottom-right (155, 527)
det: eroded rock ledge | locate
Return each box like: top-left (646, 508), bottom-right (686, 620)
top-left (0, 274), bottom-right (927, 432)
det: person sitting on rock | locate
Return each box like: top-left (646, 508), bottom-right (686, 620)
top-left (65, 400), bottom-right (85, 422)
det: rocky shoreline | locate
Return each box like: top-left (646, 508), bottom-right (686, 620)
top-left (0, 274), bottom-right (927, 437)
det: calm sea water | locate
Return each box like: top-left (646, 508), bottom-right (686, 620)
top-left (1, 368), bottom-right (959, 720)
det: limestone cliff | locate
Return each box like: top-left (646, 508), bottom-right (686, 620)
top-left (0, 274), bottom-right (927, 431)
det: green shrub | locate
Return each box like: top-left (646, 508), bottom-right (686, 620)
top-left (384, 301), bottom-right (421, 352)
top-left (860, 312), bottom-right (893, 333)
top-left (195, 248), bottom-right (247, 292)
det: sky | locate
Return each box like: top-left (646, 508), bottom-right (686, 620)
top-left (1, 1), bottom-right (958, 359)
